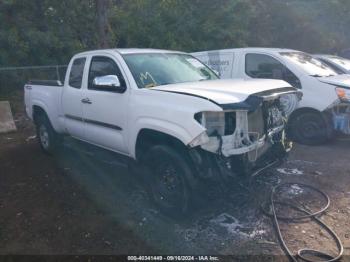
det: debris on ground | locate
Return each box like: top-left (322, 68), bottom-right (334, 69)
top-left (276, 168), bottom-right (303, 175)
top-left (25, 135), bottom-right (36, 142)
top-left (210, 213), bottom-right (244, 235)
top-left (285, 184), bottom-right (304, 196)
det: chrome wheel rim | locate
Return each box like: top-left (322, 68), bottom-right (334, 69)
top-left (39, 125), bottom-right (50, 149)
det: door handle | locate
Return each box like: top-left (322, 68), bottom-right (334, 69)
top-left (81, 98), bottom-right (92, 104)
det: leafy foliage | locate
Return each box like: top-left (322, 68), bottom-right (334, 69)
top-left (113, 0), bottom-right (251, 52)
top-left (0, 0), bottom-right (349, 67)
top-left (245, 0), bottom-right (343, 53)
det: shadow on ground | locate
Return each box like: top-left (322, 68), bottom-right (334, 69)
top-left (0, 130), bottom-right (349, 257)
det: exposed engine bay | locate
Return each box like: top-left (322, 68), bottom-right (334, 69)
top-left (193, 96), bottom-right (290, 159)
top-left (188, 92), bottom-right (297, 179)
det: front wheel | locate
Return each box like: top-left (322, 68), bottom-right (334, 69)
top-left (142, 145), bottom-right (196, 217)
top-left (288, 112), bottom-right (330, 145)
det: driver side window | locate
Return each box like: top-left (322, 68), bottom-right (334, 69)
top-left (245, 53), bottom-right (301, 88)
top-left (88, 56), bottom-right (125, 90)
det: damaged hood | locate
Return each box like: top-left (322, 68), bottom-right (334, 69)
top-left (318, 74), bottom-right (350, 89)
top-left (150, 79), bottom-right (294, 105)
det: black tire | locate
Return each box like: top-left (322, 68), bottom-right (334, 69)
top-left (35, 114), bottom-right (62, 154)
top-left (142, 145), bottom-right (196, 217)
top-left (288, 112), bottom-right (329, 145)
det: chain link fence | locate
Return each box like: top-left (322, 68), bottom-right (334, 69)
top-left (0, 65), bottom-right (68, 97)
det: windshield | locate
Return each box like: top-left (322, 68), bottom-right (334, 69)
top-left (280, 52), bottom-right (338, 77)
top-left (326, 56), bottom-right (350, 71)
top-left (123, 53), bottom-right (218, 88)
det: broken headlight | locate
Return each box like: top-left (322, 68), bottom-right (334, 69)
top-left (194, 110), bottom-right (266, 156)
top-left (188, 131), bottom-right (210, 147)
top-left (266, 105), bottom-right (284, 128)
top-left (279, 93), bottom-right (300, 116)
top-left (195, 111), bottom-right (230, 136)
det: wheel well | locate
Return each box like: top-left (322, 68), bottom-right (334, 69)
top-left (287, 107), bottom-right (333, 139)
top-left (32, 105), bottom-right (47, 124)
top-left (135, 129), bottom-right (188, 162)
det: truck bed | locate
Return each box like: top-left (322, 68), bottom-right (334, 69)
top-left (24, 81), bottom-right (64, 133)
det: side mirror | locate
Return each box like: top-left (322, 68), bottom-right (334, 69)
top-left (92, 75), bottom-right (126, 93)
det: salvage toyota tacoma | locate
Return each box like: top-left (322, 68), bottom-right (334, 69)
top-left (24, 48), bottom-right (301, 215)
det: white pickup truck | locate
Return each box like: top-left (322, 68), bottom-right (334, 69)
top-left (193, 48), bottom-right (350, 145)
top-left (24, 48), bottom-right (300, 215)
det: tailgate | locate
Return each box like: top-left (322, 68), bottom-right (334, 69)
top-left (24, 84), bottom-right (33, 119)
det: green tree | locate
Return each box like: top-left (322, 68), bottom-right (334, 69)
top-left (245, 0), bottom-right (340, 53)
top-left (112, 0), bottom-right (251, 52)
top-left (0, 0), bottom-right (97, 66)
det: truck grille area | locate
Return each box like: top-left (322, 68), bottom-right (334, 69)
top-left (224, 99), bottom-right (284, 138)
top-left (224, 112), bottom-right (236, 135)
top-left (200, 98), bottom-right (286, 158)
top-left (248, 107), bottom-right (265, 139)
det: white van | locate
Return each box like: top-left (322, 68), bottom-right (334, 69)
top-left (313, 54), bottom-right (350, 75)
top-left (192, 48), bottom-right (350, 145)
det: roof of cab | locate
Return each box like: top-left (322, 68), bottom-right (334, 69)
top-left (75, 48), bottom-right (185, 56)
top-left (193, 47), bottom-right (300, 55)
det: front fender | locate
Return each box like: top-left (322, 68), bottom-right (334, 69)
top-left (129, 117), bottom-right (204, 158)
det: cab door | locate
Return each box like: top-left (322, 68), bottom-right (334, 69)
top-left (81, 55), bottom-right (129, 155)
top-left (62, 57), bottom-right (87, 139)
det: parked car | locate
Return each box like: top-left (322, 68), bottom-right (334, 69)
top-left (24, 48), bottom-right (300, 215)
top-left (313, 54), bottom-right (350, 75)
top-left (192, 48), bottom-right (350, 145)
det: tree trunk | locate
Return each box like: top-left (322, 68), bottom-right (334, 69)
top-left (96, 0), bottom-right (110, 48)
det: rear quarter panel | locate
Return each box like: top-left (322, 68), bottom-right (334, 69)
top-left (27, 85), bottom-right (65, 133)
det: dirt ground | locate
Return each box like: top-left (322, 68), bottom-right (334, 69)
top-left (0, 93), bottom-right (350, 260)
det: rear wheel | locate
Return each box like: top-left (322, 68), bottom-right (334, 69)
top-left (35, 114), bottom-right (62, 154)
top-left (288, 112), bottom-right (329, 145)
top-left (142, 145), bottom-right (196, 217)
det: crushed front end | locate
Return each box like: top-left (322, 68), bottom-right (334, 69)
top-left (188, 87), bottom-right (301, 180)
